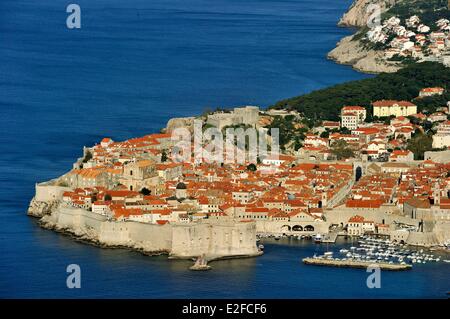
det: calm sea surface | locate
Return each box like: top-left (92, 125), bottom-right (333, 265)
top-left (0, 0), bottom-right (448, 298)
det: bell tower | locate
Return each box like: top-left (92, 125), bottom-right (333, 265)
top-left (321, 192), bottom-right (328, 208)
top-left (433, 181), bottom-right (441, 205)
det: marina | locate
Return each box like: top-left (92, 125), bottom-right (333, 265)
top-left (301, 235), bottom-right (449, 270)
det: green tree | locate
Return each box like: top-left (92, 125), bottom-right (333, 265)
top-left (339, 127), bottom-right (351, 135)
top-left (161, 150), bottom-right (168, 162)
top-left (331, 140), bottom-right (355, 160)
top-left (270, 62), bottom-right (450, 121)
top-left (247, 163), bottom-right (257, 172)
top-left (320, 130), bottom-right (330, 138)
top-left (140, 187), bottom-right (151, 196)
top-left (82, 150), bottom-right (92, 163)
top-left (407, 131), bottom-right (433, 160)
top-left (414, 95), bottom-right (450, 114)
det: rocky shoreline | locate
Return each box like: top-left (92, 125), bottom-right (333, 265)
top-left (35, 211), bottom-right (261, 262)
top-left (44, 223), bottom-right (170, 257)
top-left (28, 198), bottom-right (172, 257)
top-left (28, 192), bottom-right (261, 262)
top-left (27, 197), bottom-right (60, 218)
top-left (329, 0), bottom-right (402, 74)
top-left (36, 208), bottom-right (172, 256)
top-left (327, 35), bottom-right (401, 74)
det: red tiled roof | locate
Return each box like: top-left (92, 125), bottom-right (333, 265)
top-left (420, 87), bottom-right (444, 93)
top-left (373, 100), bottom-right (416, 107)
top-left (342, 106), bottom-right (365, 111)
top-left (346, 199), bottom-right (383, 208)
top-left (348, 215), bottom-right (365, 223)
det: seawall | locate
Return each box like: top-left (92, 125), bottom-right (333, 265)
top-left (39, 204), bottom-right (260, 260)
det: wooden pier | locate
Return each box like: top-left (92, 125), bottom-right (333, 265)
top-left (302, 258), bottom-right (412, 271)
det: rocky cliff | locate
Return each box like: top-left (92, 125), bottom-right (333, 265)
top-left (328, 35), bottom-right (401, 73)
top-left (330, 0), bottom-right (402, 73)
top-left (165, 116), bottom-right (195, 133)
top-left (339, 0), bottom-right (399, 27)
top-left (28, 197), bottom-right (60, 218)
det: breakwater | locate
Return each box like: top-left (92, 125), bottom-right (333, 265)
top-left (302, 257), bottom-right (412, 271)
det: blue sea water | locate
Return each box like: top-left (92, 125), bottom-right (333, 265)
top-left (0, 0), bottom-right (448, 298)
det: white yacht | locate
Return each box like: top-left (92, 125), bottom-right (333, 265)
top-left (314, 233), bottom-right (322, 243)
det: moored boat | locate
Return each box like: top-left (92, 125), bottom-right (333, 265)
top-left (189, 255), bottom-right (211, 271)
top-left (314, 233), bottom-right (322, 243)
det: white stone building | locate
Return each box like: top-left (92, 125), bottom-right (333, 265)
top-left (206, 106), bottom-right (260, 130)
top-left (341, 106), bottom-right (366, 130)
top-left (373, 100), bottom-right (417, 117)
top-left (433, 121), bottom-right (450, 148)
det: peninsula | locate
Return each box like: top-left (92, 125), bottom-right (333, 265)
top-left (28, 63), bottom-right (450, 262)
top-left (27, 1), bottom-right (450, 265)
top-left (328, 0), bottom-right (450, 73)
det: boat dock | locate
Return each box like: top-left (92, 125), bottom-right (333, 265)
top-left (321, 232), bottom-right (339, 243)
top-left (302, 257), bottom-right (412, 271)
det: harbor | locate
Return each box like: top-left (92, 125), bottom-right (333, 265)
top-left (257, 232), bottom-right (449, 275)
top-left (299, 235), bottom-right (449, 271)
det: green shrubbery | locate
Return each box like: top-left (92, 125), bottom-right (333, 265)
top-left (383, 0), bottom-right (450, 30)
top-left (271, 62), bottom-right (450, 121)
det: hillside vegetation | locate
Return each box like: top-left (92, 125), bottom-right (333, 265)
top-left (383, 0), bottom-right (450, 29)
top-left (270, 62), bottom-right (450, 121)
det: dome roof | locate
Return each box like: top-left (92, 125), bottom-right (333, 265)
top-left (176, 182), bottom-right (187, 190)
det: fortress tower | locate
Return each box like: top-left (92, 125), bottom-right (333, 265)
top-left (433, 181), bottom-right (441, 205)
top-left (234, 106), bottom-right (259, 127)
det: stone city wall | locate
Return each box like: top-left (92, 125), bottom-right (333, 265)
top-left (255, 220), bottom-right (329, 235)
top-left (45, 205), bottom-right (258, 259)
top-left (35, 182), bottom-right (72, 202)
top-left (170, 220), bottom-right (259, 259)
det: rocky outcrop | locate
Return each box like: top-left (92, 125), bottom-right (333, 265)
top-left (339, 0), bottom-right (399, 27)
top-left (40, 214), bottom-right (102, 246)
top-left (39, 206), bottom-right (173, 255)
top-left (328, 36), bottom-right (401, 73)
top-left (27, 197), bottom-right (60, 218)
top-left (331, 0), bottom-right (403, 73)
top-left (35, 204), bottom-right (260, 261)
top-left (166, 117), bottom-right (196, 133)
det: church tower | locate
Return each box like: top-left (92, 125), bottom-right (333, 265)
top-left (321, 192), bottom-right (328, 208)
top-left (433, 181), bottom-right (441, 205)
